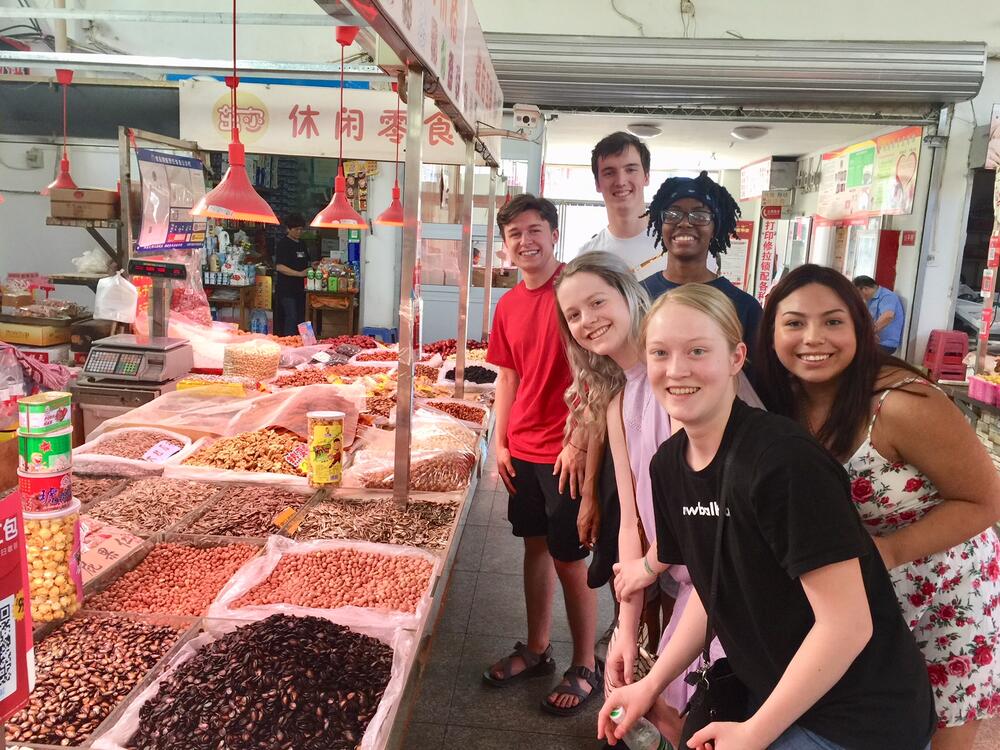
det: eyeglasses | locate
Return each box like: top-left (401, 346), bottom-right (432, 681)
top-left (660, 208), bottom-right (713, 226)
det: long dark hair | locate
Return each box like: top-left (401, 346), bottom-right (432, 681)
top-left (755, 264), bottom-right (923, 459)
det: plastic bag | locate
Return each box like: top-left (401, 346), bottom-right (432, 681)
top-left (356, 410), bottom-right (478, 455)
top-left (93, 271), bottom-right (138, 324)
top-left (73, 427), bottom-right (195, 473)
top-left (92, 614), bottom-right (414, 750)
top-left (208, 535), bottom-right (440, 629)
top-left (71, 247), bottom-right (114, 274)
top-left (344, 448), bottom-right (476, 493)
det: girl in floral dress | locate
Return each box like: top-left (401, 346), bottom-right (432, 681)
top-left (756, 264), bottom-right (1000, 750)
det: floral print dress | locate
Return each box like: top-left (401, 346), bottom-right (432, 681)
top-left (844, 379), bottom-right (1000, 728)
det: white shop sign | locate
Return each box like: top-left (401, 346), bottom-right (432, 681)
top-left (178, 80), bottom-right (471, 165)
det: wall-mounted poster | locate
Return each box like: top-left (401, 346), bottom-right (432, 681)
top-left (135, 148), bottom-right (207, 253)
top-left (816, 126), bottom-right (922, 220)
top-left (720, 220), bottom-right (754, 290)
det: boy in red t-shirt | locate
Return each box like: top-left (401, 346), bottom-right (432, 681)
top-left (482, 195), bottom-right (600, 716)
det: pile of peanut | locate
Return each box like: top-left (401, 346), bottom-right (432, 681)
top-left (426, 400), bottom-right (487, 425)
top-left (232, 548), bottom-right (433, 613)
top-left (183, 429), bottom-right (306, 475)
top-left (86, 542), bottom-right (257, 616)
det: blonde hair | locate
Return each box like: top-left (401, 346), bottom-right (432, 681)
top-left (641, 283), bottom-right (743, 352)
top-left (554, 251), bottom-right (650, 435)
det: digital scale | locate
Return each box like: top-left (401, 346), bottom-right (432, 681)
top-left (81, 335), bottom-right (193, 384)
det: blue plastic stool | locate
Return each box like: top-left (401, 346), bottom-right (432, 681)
top-left (362, 326), bottom-right (398, 344)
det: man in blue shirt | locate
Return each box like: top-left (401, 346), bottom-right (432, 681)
top-left (854, 276), bottom-right (905, 354)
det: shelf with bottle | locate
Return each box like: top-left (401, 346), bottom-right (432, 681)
top-left (305, 262), bottom-right (359, 294)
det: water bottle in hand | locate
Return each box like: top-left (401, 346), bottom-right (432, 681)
top-left (609, 706), bottom-right (674, 750)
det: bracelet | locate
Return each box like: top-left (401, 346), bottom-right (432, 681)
top-left (569, 442), bottom-right (587, 453)
top-left (643, 556), bottom-right (655, 576)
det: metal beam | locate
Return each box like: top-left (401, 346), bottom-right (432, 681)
top-left (481, 169), bottom-right (498, 343)
top-left (0, 7), bottom-right (347, 26)
top-left (392, 66), bottom-right (425, 509)
top-left (0, 50), bottom-right (384, 81)
top-left (454, 139), bottom-right (476, 398)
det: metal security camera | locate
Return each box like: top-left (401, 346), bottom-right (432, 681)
top-left (512, 103), bottom-right (542, 131)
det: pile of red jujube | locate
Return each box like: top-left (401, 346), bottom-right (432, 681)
top-left (86, 542), bottom-right (257, 616)
top-left (423, 338), bottom-right (488, 357)
top-left (321, 335), bottom-right (380, 349)
top-left (232, 549), bottom-right (433, 614)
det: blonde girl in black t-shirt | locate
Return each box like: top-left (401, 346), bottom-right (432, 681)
top-left (599, 284), bottom-right (934, 750)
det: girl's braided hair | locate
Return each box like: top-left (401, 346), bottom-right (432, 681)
top-left (644, 170), bottom-right (741, 260)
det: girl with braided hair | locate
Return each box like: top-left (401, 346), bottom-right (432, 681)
top-left (640, 171), bottom-right (764, 373)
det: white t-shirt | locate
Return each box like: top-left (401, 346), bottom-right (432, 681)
top-left (579, 227), bottom-right (660, 280)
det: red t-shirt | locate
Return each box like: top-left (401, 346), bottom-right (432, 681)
top-left (487, 267), bottom-right (571, 464)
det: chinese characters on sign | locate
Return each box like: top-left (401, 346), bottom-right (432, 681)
top-left (0, 491), bottom-right (33, 720)
top-left (757, 219), bottom-right (778, 303)
top-left (135, 149), bottom-right (208, 254)
top-left (180, 82), bottom-right (470, 165)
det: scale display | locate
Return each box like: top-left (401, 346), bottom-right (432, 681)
top-left (83, 349), bottom-right (145, 378)
top-left (127, 259), bottom-right (188, 280)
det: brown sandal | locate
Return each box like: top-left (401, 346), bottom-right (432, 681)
top-left (482, 641), bottom-right (556, 687)
top-left (540, 664), bottom-right (602, 716)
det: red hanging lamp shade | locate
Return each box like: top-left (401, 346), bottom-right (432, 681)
top-left (311, 25), bottom-right (368, 230)
top-left (42, 68), bottom-right (78, 196)
top-left (375, 180), bottom-right (404, 227)
top-left (190, 0), bottom-right (276, 225)
top-left (192, 140), bottom-right (278, 224)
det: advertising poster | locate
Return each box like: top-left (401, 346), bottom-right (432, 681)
top-left (756, 218), bottom-right (779, 303)
top-left (721, 220), bottom-right (754, 290)
top-left (135, 149), bottom-right (208, 253)
top-left (987, 104), bottom-right (1000, 171)
top-left (0, 492), bottom-right (34, 722)
top-left (816, 126), bottom-right (922, 220)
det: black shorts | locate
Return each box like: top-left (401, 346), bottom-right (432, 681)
top-left (508, 457), bottom-right (588, 563)
top-left (588, 443), bottom-right (621, 589)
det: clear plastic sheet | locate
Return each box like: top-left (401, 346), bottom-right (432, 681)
top-left (73, 427), bottom-right (195, 474)
top-left (90, 383), bottom-right (365, 446)
top-left (354, 410), bottom-right (478, 455)
top-left (91, 614), bottom-right (415, 750)
top-left (344, 448), bottom-right (476, 493)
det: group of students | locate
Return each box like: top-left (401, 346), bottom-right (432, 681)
top-left (482, 131), bottom-right (1000, 750)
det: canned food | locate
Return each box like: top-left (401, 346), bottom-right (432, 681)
top-left (17, 391), bottom-right (72, 434)
top-left (18, 427), bottom-right (72, 472)
top-left (306, 410), bottom-right (344, 487)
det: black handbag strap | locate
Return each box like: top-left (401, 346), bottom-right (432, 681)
top-left (698, 408), bottom-right (760, 666)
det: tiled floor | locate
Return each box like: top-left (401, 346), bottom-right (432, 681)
top-left (400, 446), bottom-right (612, 749)
top-left (399, 442), bottom-right (1000, 749)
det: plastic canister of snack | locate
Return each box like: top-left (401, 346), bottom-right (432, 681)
top-left (24, 498), bottom-right (83, 622)
top-left (306, 410), bottom-right (345, 487)
top-left (17, 468), bottom-right (73, 513)
top-left (17, 427), bottom-right (73, 473)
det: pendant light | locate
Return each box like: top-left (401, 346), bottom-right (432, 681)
top-left (311, 26), bottom-right (368, 230)
top-left (190, 0), bottom-right (277, 224)
top-left (41, 68), bottom-right (78, 196)
top-left (375, 82), bottom-right (405, 227)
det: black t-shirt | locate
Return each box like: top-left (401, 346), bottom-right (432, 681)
top-left (274, 235), bottom-right (309, 297)
top-left (640, 274), bottom-right (763, 369)
top-left (652, 398), bottom-right (935, 750)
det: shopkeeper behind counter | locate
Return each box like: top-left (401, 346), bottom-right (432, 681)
top-left (274, 213), bottom-right (314, 336)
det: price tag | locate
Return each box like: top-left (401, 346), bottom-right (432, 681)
top-left (284, 443), bottom-right (309, 471)
top-left (142, 440), bottom-right (183, 463)
top-left (272, 506), bottom-right (297, 530)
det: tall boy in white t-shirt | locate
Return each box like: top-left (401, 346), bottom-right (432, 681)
top-left (579, 132), bottom-right (659, 280)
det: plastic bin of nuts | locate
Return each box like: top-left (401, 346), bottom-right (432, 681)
top-left (208, 536), bottom-right (438, 629)
top-left (91, 614), bottom-right (415, 750)
top-left (84, 534), bottom-right (262, 617)
top-left (170, 428), bottom-right (311, 488)
top-left (222, 339), bottom-right (281, 381)
top-left (82, 477), bottom-right (221, 537)
top-left (6, 612), bottom-right (195, 748)
top-left (25, 499), bottom-right (84, 622)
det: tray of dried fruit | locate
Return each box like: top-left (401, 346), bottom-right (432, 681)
top-left (163, 427), bottom-right (312, 488)
top-left (9, 610), bottom-right (200, 749)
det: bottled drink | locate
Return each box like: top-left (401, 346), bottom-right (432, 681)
top-left (306, 269), bottom-right (314, 290)
top-left (609, 707), bottom-right (674, 750)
